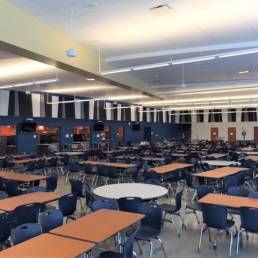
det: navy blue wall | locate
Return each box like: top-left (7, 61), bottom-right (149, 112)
top-left (0, 116), bottom-right (177, 154)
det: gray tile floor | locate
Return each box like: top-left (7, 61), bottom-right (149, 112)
top-left (44, 176), bottom-right (258, 258)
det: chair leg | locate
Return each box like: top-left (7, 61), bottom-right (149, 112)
top-left (148, 241), bottom-right (153, 258)
top-left (236, 229), bottom-right (243, 257)
top-left (229, 230), bottom-right (233, 257)
top-left (197, 224), bottom-right (206, 252)
top-left (65, 172), bottom-right (70, 183)
top-left (171, 216), bottom-right (181, 237)
top-left (136, 240), bottom-right (143, 255)
top-left (157, 237), bottom-right (167, 258)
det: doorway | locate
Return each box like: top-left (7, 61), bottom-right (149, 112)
top-left (254, 127), bottom-right (258, 141)
top-left (118, 127), bottom-right (124, 145)
top-left (210, 128), bottom-right (218, 141)
top-left (228, 127), bottom-right (236, 142)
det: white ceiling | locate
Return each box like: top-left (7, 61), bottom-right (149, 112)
top-left (7, 0), bottom-right (258, 109)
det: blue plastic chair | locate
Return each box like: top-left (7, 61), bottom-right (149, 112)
top-left (144, 179), bottom-right (161, 185)
top-left (118, 197), bottom-right (142, 213)
top-left (92, 199), bottom-right (119, 212)
top-left (0, 213), bottom-right (11, 250)
top-left (58, 193), bottom-right (77, 222)
top-left (160, 190), bottom-right (184, 237)
top-left (198, 204), bottom-right (234, 257)
top-left (26, 186), bottom-right (47, 193)
top-left (14, 203), bottom-right (42, 227)
top-left (66, 161), bottom-right (80, 182)
top-left (5, 180), bottom-right (22, 196)
top-left (135, 202), bottom-right (167, 258)
top-left (227, 186), bottom-right (249, 197)
top-left (99, 229), bottom-right (137, 258)
top-left (248, 192), bottom-right (258, 199)
top-left (11, 223), bottom-right (41, 245)
top-left (237, 207), bottom-right (258, 256)
top-left (0, 191), bottom-right (8, 200)
top-left (38, 209), bottom-right (63, 233)
top-left (46, 175), bottom-right (58, 192)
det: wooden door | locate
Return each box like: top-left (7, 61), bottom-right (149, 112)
top-left (254, 127), bottom-right (258, 141)
top-left (228, 127), bottom-right (236, 142)
top-left (210, 128), bottom-right (218, 141)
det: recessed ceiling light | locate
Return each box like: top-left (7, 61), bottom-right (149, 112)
top-left (86, 78), bottom-right (95, 81)
top-left (238, 70), bottom-right (250, 74)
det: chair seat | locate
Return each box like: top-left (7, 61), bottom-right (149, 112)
top-left (135, 227), bottom-right (159, 241)
top-left (160, 203), bottom-right (177, 213)
top-left (186, 203), bottom-right (201, 211)
top-left (100, 251), bottom-right (122, 258)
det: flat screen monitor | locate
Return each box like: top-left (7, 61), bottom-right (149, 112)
top-left (20, 122), bottom-right (37, 132)
top-left (132, 123), bottom-right (141, 131)
top-left (94, 123), bottom-right (104, 131)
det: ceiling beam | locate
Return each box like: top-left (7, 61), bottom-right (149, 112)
top-left (0, 1), bottom-right (161, 100)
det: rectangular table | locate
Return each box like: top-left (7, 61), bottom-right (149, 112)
top-left (151, 163), bottom-right (193, 174)
top-left (199, 193), bottom-right (258, 209)
top-left (193, 167), bottom-right (247, 179)
top-left (246, 155), bottom-right (258, 162)
top-left (82, 160), bottom-right (136, 169)
top-left (51, 209), bottom-right (144, 244)
top-left (0, 171), bottom-right (47, 183)
top-left (0, 233), bottom-right (94, 258)
top-left (0, 192), bottom-right (62, 212)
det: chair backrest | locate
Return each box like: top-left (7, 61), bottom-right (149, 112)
top-left (11, 223), bottom-right (41, 245)
top-left (196, 185), bottom-right (212, 199)
top-left (248, 192), bottom-right (258, 199)
top-left (201, 204), bottom-right (228, 229)
top-left (46, 176), bottom-right (58, 192)
top-left (58, 193), bottom-right (77, 216)
top-left (227, 186), bottom-right (249, 197)
top-left (240, 207), bottom-right (258, 233)
top-left (70, 179), bottom-right (83, 197)
top-left (5, 180), bottom-right (21, 196)
top-left (118, 197), bottom-right (143, 213)
top-left (14, 203), bottom-right (42, 226)
top-left (97, 166), bottom-right (109, 176)
top-left (223, 175), bottom-right (237, 192)
top-left (175, 190), bottom-right (184, 210)
top-left (137, 202), bottom-right (162, 234)
top-left (92, 199), bottom-right (119, 212)
top-left (38, 209), bottom-right (63, 233)
top-left (26, 161), bottom-right (35, 172)
top-left (144, 179), bottom-right (160, 185)
top-left (0, 213), bottom-right (11, 242)
top-left (68, 161), bottom-right (80, 173)
top-left (0, 191), bottom-right (8, 200)
top-left (123, 229), bottom-right (137, 258)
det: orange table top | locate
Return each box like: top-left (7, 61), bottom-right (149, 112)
top-left (199, 193), bottom-right (258, 209)
top-left (0, 192), bottom-right (62, 212)
top-left (151, 163), bottom-right (193, 174)
top-left (0, 233), bottom-right (94, 258)
top-left (51, 209), bottom-right (144, 243)
top-left (193, 166), bottom-right (247, 179)
top-left (0, 171), bottom-right (47, 182)
top-left (246, 155), bottom-right (258, 162)
top-left (82, 160), bottom-right (136, 169)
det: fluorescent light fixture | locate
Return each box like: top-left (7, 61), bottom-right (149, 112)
top-left (0, 78), bottom-right (59, 90)
top-left (104, 105), bottom-right (142, 110)
top-left (101, 68), bottom-right (131, 75)
top-left (0, 85), bottom-right (13, 90)
top-left (47, 98), bottom-right (101, 105)
top-left (45, 85), bottom-right (113, 94)
top-left (238, 70), bottom-right (250, 74)
top-left (132, 62), bottom-right (170, 71)
top-left (218, 48), bottom-right (258, 58)
top-left (172, 56), bottom-right (215, 65)
top-left (86, 78), bottom-right (95, 81)
top-left (107, 95), bottom-right (148, 101)
top-left (0, 61), bottom-right (53, 78)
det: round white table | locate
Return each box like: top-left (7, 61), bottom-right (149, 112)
top-left (93, 183), bottom-right (168, 200)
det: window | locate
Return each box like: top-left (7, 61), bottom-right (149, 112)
top-left (228, 109), bottom-right (236, 122)
top-left (209, 109), bottom-right (222, 122)
top-left (196, 110), bottom-right (204, 122)
top-left (179, 111), bottom-right (191, 123)
top-left (241, 108), bottom-right (257, 122)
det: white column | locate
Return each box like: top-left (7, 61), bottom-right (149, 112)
top-left (204, 111), bottom-right (209, 123)
top-left (117, 104), bottom-right (122, 121)
top-left (175, 111), bottom-right (179, 123)
top-left (105, 102), bottom-right (112, 120)
top-left (191, 111), bottom-right (197, 123)
top-left (130, 106), bottom-right (136, 121)
top-left (236, 108), bottom-right (241, 122)
top-left (147, 108), bottom-right (151, 122)
top-left (139, 106), bottom-right (143, 122)
top-left (31, 93), bottom-right (40, 117)
top-left (222, 109), bottom-right (228, 123)
top-left (163, 110), bottom-right (167, 123)
top-left (89, 100), bottom-right (94, 119)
